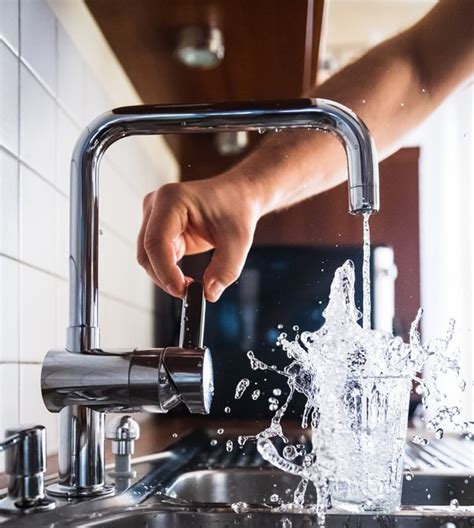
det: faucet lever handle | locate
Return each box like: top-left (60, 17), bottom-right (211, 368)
top-left (179, 281), bottom-right (206, 349)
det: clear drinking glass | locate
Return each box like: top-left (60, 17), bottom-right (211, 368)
top-left (328, 376), bottom-right (411, 512)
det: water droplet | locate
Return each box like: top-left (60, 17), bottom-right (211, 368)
top-left (224, 406), bottom-right (231, 413)
top-left (217, 428), bottom-right (224, 435)
top-left (411, 434), bottom-right (428, 445)
top-left (283, 445), bottom-right (298, 460)
top-left (270, 493), bottom-right (280, 502)
top-left (231, 501), bottom-right (249, 513)
top-left (257, 128), bottom-right (265, 135)
top-left (234, 378), bottom-right (250, 399)
top-left (400, 102), bottom-right (405, 107)
top-left (237, 435), bottom-right (248, 446)
top-left (171, 432), bottom-right (178, 438)
top-left (450, 498), bottom-right (459, 509)
top-left (210, 439), bottom-right (217, 446)
top-left (273, 388), bottom-right (282, 396)
top-left (226, 440), bottom-right (234, 452)
top-left (251, 389), bottom-right (261, 400)
top-left (362, 99), bottom-right (366, 104)
top-left (435, 428), bottom-right (444, 439)
top-left (277, 324), bottom-right (284, 329)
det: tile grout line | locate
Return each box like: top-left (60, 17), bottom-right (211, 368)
top-left (17, 0), bottom-right (22, 422)
top-left (0, 361), bottom-right (42, 366)
top-left (0, 252), bottom-right (156, 315)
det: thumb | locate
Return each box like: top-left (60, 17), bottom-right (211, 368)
top-left (203, 228), bottom-right (253, 302)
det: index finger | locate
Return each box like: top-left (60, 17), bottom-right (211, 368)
top-left (143, 203), bottom-right (187, 297)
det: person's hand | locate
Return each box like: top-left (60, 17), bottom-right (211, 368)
top-left (137, 174), bottom-right (265, 302)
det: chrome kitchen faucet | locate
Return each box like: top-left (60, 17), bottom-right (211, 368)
top-left (40, 99), bottom-right (379, 498)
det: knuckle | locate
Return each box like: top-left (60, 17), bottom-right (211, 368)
top-left (218, 268), bottom-right (240, 286)
top-left (142, 191), bottom-right (154, 211)
top-left (143, 235), bottom-right (161, 254)
top-left (156, 182), bottom-right (184, 202)
top-left (136, 251), bottom-right (147, 267)
top-left (136, 244), bottom-right (148, 267)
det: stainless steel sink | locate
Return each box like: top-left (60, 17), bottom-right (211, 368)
top-left (1, 431), bottom-right (472, 528)
top-left (167, 467), bottom-right (473, 508)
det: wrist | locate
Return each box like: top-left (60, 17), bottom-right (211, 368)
top-left (216, 165), bottom-right (276, 218)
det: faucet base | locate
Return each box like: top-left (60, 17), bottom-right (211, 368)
top-left (46, 482), bottom-right (114, 499)
top-left (0, 495), bottom-right (56, 515)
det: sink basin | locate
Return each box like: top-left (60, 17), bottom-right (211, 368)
top-left (167, 467), bottom-right (473, 507)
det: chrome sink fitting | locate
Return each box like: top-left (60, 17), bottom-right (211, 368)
top-left (39, 99), bottom-right (379, 499)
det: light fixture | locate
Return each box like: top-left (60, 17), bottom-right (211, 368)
top-left (175, 26), bottom-right (225, 69)
top-left (215, 131), bottom-right (249, 156)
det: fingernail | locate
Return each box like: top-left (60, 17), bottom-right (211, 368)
top-left (166, 283), bottom-right (182, 298)
top-left (207, 280), bottom-right (224, 301)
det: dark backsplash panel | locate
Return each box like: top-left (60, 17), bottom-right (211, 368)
top-left (155, 245), bottom-right (374, 418)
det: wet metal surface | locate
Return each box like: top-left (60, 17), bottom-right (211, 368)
top-left (0, 431), bottom-right (472, 527)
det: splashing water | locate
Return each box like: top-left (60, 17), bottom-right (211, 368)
top-left (241, 257), bottom-right (465, 525)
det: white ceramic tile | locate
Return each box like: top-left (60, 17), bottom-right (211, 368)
top-left (83, 69), bottom-right (111, 126)
top-left (56, 193), bottom-right (68, 278)
top-left (0, 41), bottom-right (19, 155)
top-left (0, 256), bottom-right (19, 362)
top-left (0, 363), bottom-right (20, 471)
top-left (57, 23), bottom-right (84, 124)
top-left (99, 226), bottom-right (129, 301)
top-left (0, 149), bottom-right (19, 258)
top-left (19, 163), bottom-right (57, 273)
top-left (55, 278), bottom-right (67, 348)
top-left (100, 160), bottom-right (142, 244)
top-left (19, 363), bottom-right (58, 453)
top-left (99, 296), bottom-right (153, 349)
top-left (20, 0), bottom-right (56, 93)
top-left (19, 263), bottom-right (56, 363)
top-left (19, 64), bottom-right (55, 183)
top-left (0, 0), bottom-right (19, 54)
top-left (56, 107), bottom-right (79, 195)
top-left (99, 224), bottom-right (153, 311)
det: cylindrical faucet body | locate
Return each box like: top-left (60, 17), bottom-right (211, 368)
top-left (41, 347), bottom-right (213, 414)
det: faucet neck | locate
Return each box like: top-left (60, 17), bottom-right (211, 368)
top-left (67, 99), bottom-right (378, 353)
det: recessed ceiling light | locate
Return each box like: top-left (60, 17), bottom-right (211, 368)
top-left (175, 26), bottom-right (225, 69)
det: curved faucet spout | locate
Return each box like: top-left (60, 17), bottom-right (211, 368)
top-left (68, 98), bottom-right (379, 352)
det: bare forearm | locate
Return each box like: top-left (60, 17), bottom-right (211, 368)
top-left (230, 0), bottom-right (474, 214)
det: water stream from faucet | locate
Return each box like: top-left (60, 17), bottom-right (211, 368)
top-left (362, 212), bottom-right (372, 330)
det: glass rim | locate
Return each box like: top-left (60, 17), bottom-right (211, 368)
top-left (345, 375), bottom-right (412, 381)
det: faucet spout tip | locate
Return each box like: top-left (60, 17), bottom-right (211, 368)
top-left (349, 182), bottom-right (380, 215)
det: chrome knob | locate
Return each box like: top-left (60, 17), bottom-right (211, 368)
top-left (106, 415), bottom-right (140, 456)
top-left (106, 416), bottom-right (140, 479)
top-left (0, 425), bottom-right (55, 513)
